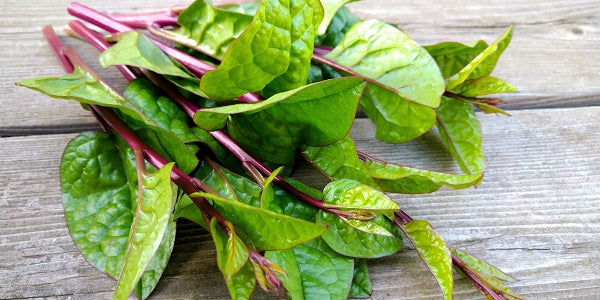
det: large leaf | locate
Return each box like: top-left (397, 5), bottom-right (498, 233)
top-left (17, 69), bottom-right (199, 173)
top-left (194, 77), bottom-right (365, 164)
top-left (100, 32), bottom-right (193, 78)
top-left (265, 238), bottom-right (354, 300)
top-left (175, 0), bottom-right (253, 59)
top-left (445, 27), bottom-right (513, 90)
top-left (210, 218), bottom-right (250, 281)
top-left (402, 220), bottom-right (453, 300)
top-left (60, 132), bottom-right (175, 299)
top-left (318, 0), bottom-right (358, 35)
top-left (363, 158), bottom-right (483, 194)
top-left (317, 212), bottom-right (402, 258)
top-left (322, 179), bottom-right (398, 216)
top-left (200, 0), bottom-right (323, 99)
top-left (194, 192), bottom-right (327, 251)
top-left (324, 19), bottom-right (444, 108)
top-left (113, 163), bottom-right (175, 299)
top-left (262, 0), bottom-right (323, 96)
top-left (349, 258), bottom-right (371, 298)
top-left (436, 96), bottom-right (483, 174)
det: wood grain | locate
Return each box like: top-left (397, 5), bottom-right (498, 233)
top-left (2, 107), bottom-right (599, 299)
top-left (2, 0), bottom-right (600, 134)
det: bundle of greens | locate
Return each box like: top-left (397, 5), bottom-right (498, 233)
top-left (18, 0), bottom-right (520, 299)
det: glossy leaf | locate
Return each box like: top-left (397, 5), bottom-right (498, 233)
top-left (425, 40), bottom-right (488, 79)
top-left (210, 218), bottom-right (250, 281)
top-left (195, 77), bottom-right (365, 164)
top-left (314, 6), bottom-right (360, 48)
top-left (403, 220), bottom-right (453, 300)
top-left (225, 260), bottom-right (257, 300)
top-left (195, 160), bottom-right (263, 205)
top-left (112, 163), bottom-right (175, 300)
top-left (317, 212), bottom-right (402, 258)
top-left (323, 179), bottom-right (398, 215)
top-left (324, 19), bottom-right (445, 108)
top-left (436, 96), bottom-right (483, 174)
top-left (17, 68), bottom-right (199, 173)
top-left (349, 258), bottom-right (371, 298)
top-left (175, 0), bottom-right (253, 59)
top-left (100, 32), bottom-right (192, 78)
top-left (173, 194), bottom-right (207, 229)
top-left (452, 248), bottom-right (515, 282)
top-left (135, 221), bottom-right (176, 299)
top-left (200, 0), bottom-right (322, 99)
top-left (193, 192), bottom-right (327, 250)
top-left (218, 2), bottom-right (261, 15)
top-left (451, 76), bottom-right (517, 98)
top-left (318, 0), bottom-right (358, 35)
top-left (302, 135), bottom-right (378, 187)
top-left (363, 158), bottom-right (483, 194)
top-left (446, 27), bottom-right (513, 90)
top-left (265, 238), bottom-right (354, 300)
top-left (263, 0), bottom-right (323, 96)
top-left (260, 167), bottom-right (283, 209)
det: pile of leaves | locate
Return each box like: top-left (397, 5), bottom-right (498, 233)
top-left (18, 0), bottom-right (520, 299)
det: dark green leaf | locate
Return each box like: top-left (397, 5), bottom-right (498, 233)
top-left (265, 238), bottom-right (354, 300)
top-left (436, 96), bottom-right (483, 174)
top-left (195, 77), bottom-right (365, 164)
top-left (363, 158), bottom-right (483, 194)
top-left (194, 192), bottom-right (327, 251)
top-left (195, 160), bottom-right (263, 205)
top-left (450, 76), bottom-right (517, 98)
top-left (324, 20), bottom-right (445, 108)
top-left (349, 258), bottom-right (371, 298)
top-left (402, 220), bottom-right (453, 300)
top-left (100, 32), bottom-right (192, 78)
top-left (210, 218), bottom-right (250, 281)
top-left (175, 0), bottom-right (253, 59)
top-left (314, 6), bottom-right (360, 48)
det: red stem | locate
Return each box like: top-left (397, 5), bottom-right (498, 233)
top-left (42, 25), bottom-right (74, 73)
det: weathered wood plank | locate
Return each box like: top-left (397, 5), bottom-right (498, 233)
top-left (2, 0), bottom-right (600, 133)
top-left (1, 106), bottom-right (599, 299)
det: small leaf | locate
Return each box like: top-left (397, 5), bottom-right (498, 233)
top-left (317, 212), bottom-right (402, 258)
top-left (265, 238), bottom-right (354, 300)
top-left (260, 167), bottom-right (284, 209)
top-left (402, 220), bottom-right (453, 300)
top-left (363, 158), bottom-right (483, 194)
top-left (175, 0), bottom-right (253, 59)
top-left (425, 40), bottom-right (488, 79)
top-left (112, 163), bottom-right (175, 300)
top-left (318, 0), bottom-right (359, 35)
top-left (100, 32), bottom-right (192, 78)
top-left (436, 96), bottom-right (484, 174)
top-left (210, 218), bottom-right (250, 281)
top-left (451, 76), bottom-right (517, 98)
top-left (349, 258), bottom-right (372, 298)
top-left (193, 192), bottom-right (327, 251)
top-left (452, 248), bottom-right (515, 282)
top-left (323, 179), bottom-right (398, 215)
top-left (446, 26), bottom-right (513, 90)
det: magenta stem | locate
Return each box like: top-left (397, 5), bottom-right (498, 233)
top-left (42, 25), bottom-right (74, 73)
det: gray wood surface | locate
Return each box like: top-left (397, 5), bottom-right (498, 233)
top-left (1, 0), bottom-right (599, 299)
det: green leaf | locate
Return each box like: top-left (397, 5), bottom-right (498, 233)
top-left (402, 220), bottom-right (453, 300)
top-left (425, 40), bottom-right (488, 79)
top-left (135, 221), bottom-right (176, 299)
top-left (265, 238), bottom-right (354, 300)
top-left (349, 258), bottom-right (371, 298)
top-left (194, 192), bottom-right (327, 250)
top-left (436, 96), bottom-right (483, 174)
top-left (318, 0), bottom-right (359, 35)
top-left (174, 0), bottom-right (253, 60)
top-left (200, 0), bottom-right (321, 99)
top-left (314, 6), bottom-right (360, 48)
top-left (323, 179), bottom-right (398, 215)
top-left (194, 77), bottom-right (365, 164)
top-left (226, 260), bottom-right (257, 300)
top-left (17, 68), bottom-right (199, 174)
top-left (112, 163), bottom-right (175, 300)
top-left (324, 19), bottom-right (445, 108)
top-left (260, 167), bottom-right (283, 209)
top-left (446, 26), bottom-right (513, 90)
top-left (450, 76), bottom-right (517, 98)
top-left (173, 194), bottom-right (208, 229)
top-left (451, 249), bottom-right (515, 282)
top-left (59, 132), bottom-right (175, 299)
top-left (195, 160), bottom-right (263, 205)
top-left (262, 0), bottom-right (323, 96)
top-left (218, 2), bottom-right (261, 15)
top-left (99, 32), bottom-right (192, 78)
top-left (363, 158), bottom-right (483, 194)
top-left (317, 212), bottom-right (402, 258)
top-left (210, 218), bottom-right (250, 281)
top-left (302, 134), bottom-right (378, 187)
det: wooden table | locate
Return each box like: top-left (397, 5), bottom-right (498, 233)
top-left (2, 0), bottom-right (599, 299)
